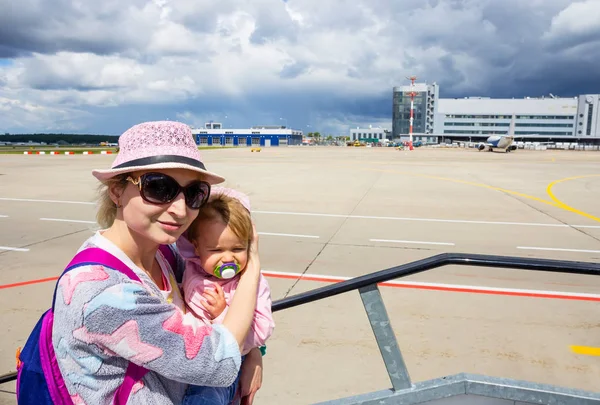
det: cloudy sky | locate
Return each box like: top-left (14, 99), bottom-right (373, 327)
top-left (1, 0), bottom-right (599, 135)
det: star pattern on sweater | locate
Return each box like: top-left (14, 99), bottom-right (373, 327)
top-left (73, 320), bottom-right (163, 365)
top-left (71, 394), bottom-right (86, 405)
top-left (55, 337), bottom-right (102, 390)
top-left (84, 283), bottom-right (144, 317)
top-left (162, 309), bottom-right (211, 359)
top-left (132, 380), bottom-right (144, 394)
top-left (60, 265), bottom-right (109, 305)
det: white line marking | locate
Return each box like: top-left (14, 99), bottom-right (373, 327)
top-left (0, 215), bottom-right (7, 218)
top-left (370, 239), bottom-right (455, 246)
top-left (261, 270), bottom-right (600, 300)
top-left (40, 218), bottom-right (97, 224)
top-left (0, 246), bottom-right (29, 252)
top-left (253, 210), bottom-right (600, 229)
top-left (1, 197), bottom-right (599, 229)
top-left (0, 197), bottom-right (94, 205)
top-left (258, 232), bottom-right (319, 239)
top-left (517, 246), bottom-right (600, 254)
top-left (38, 217), bottom-right (317, 236)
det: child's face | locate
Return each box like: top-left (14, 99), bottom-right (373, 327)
top-left (192, 218), bottom-right (249, 277)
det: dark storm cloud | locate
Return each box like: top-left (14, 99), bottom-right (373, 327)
top-left (2, 0), bottom-right (600, 135)
top-left (0, 0), bottom-right (153, 57)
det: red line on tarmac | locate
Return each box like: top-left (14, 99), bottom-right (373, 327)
top-left (0, 277), bottom-right (59, 290)
top-left (262, 271), bottom-right (600, 302)
top-left (3, 271), bottom-right (600, 303)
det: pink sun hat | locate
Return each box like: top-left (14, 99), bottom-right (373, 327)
top-left (92, 121), bottom-right (225, 184)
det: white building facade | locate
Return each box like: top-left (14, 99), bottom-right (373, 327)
top-left (575, 95), bottom-right (600, 137)
top-left (437, 97), bottom-right (578, 138)
top-left (349, 127), bottom-right (389, 142)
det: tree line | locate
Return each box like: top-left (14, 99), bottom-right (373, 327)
top-left (0, 133), bottom-right (120, 144)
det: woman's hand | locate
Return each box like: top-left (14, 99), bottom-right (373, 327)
top-left (244, 222), bottom-right (260, 275)
top-left (239, 347), bottom-right (263, 405)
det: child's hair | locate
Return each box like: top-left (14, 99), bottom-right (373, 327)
top-left (188, 194), bottom-right (253, 247)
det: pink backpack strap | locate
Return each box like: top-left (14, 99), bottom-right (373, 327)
top-left (40, 311), bottom-right (73, 404)
top-left (60, 247), bottom-right (149, 403)
top-left (114, 362), bottom-right (149, 405)
top-left (64, 247), bottom-right (142, 281)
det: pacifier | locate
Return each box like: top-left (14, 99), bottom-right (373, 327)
top-left (213, 261), bottom-right (241, 279)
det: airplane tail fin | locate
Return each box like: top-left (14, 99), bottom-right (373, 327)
top-left (508, 115), bottom-right (516, 138)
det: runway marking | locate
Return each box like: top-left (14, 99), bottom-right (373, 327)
top-left (546, 175), bottom-right (600, 223)
top-left (0, 215), bottom-right (7, 218)
top-left (366, 169), bottom-right (600, 225)
top-left (0, 277), bottom-right (58, 290)
top-left (517, 246), bottom-right (600, 254)
top-left (370, 239), bottom-right (455, 246)
top-left (2, 196), bottom-right (600, 229)
top-left (262, 270), bottom-right (600, 302)
top-left (40, 218), bottom-right (97, 224)
top-left (570, 346), bottom-right (600, 357)
top-left (0, 246), bottom-right (30, 252)
top-left (365, 169), bottom-right (557, 207)
top-left (4, 269), bottom-right (600, 302)
top-left (258, 232), bottom-right (319, 239)
top-left (253, 210), bottom-right (600, 229)
top-left (38, 218), bottom-right (319, 237)
top-left (0, 197), bottom-right (94, 205)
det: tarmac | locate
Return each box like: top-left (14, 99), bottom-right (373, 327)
top-left (0, 146), bottom-right (599, 404)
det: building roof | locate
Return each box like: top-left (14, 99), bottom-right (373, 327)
top-left (438, 98), bottom-right (578, 115)
top-left (393, 83), bottom-right (433, 92)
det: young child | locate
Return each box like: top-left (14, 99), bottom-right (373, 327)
top-left (177, 186), bottom-right (275, 405)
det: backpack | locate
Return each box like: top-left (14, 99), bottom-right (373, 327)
top-left (16, 244), bottom-right (178, 405)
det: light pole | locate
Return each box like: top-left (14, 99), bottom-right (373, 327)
top-left (406, 75), bottom-right (417, 150)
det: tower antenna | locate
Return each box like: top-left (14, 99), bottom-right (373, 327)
top-left (405, 75), bottom-right (417, 150)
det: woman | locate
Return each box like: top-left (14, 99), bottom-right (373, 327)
top-left (52, 121), bottom-right (263, 404)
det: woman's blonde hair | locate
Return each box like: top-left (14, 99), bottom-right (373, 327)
top-left (188, 194), bottom-right (252, 247)
top-left (96, 175), bottom-right (129, 229)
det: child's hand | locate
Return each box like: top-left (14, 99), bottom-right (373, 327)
top-left (201, 283), bottom-right (226, 319)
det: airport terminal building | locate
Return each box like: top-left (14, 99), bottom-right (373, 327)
top-left (392, 82), bottom-right (439, 142)
top-left (349, 127), bottom-right (389, 142)
top-left (391, 83), bottom-right (600, 144)
top-left (191, 122), bottom-right (303, 147)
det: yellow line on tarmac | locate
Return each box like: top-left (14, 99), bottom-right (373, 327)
top-left (366, 168), bottom-right (558, 207)
top-left (546, 175), bottom-right (600, 223)
top-left (367, 169), bottom-right (600, 223)
top-left (570, 345), bottom-right (600, 357)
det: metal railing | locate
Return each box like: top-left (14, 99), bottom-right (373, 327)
top-left (271, 253), bottom-right (600, 404)
top-left (3, 253), bottom-right (600, 404)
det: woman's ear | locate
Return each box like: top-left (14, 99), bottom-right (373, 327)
top-left (108, 181), bottom-right (125, 208)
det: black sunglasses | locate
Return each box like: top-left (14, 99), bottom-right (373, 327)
top-left (126, 172), bottom-right (211, 210)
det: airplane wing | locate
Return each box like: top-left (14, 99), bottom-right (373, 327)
top-left (511, 136), bottom-right (555, 144)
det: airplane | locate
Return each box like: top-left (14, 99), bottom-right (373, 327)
top-left (476, 117), bottom-right (518, 153)
top-left (475, 117), bottom-right (553, 153)
top-left (476, 134), bottom-right (518, 152)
